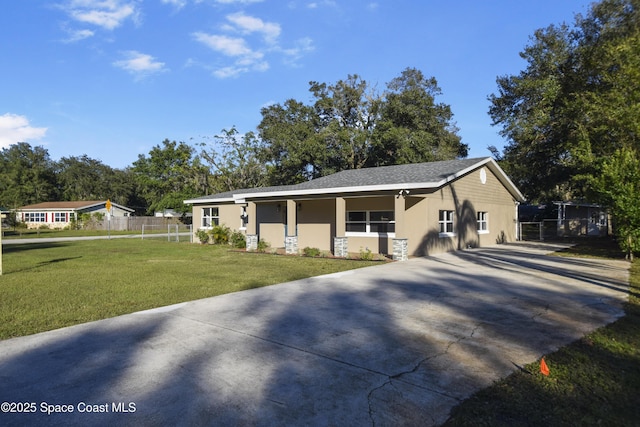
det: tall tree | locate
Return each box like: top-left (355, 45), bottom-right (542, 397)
top-left (257, 68), bottom-right (463, 185)
top-left (258, 99), bottom-right (323, 184)
top-left (131, 140), bottom-right (202, 214)
top-left (309, 74), bottom-right (380, 174)
top-left (55, 155), bottom-right (116, 201)
top-left (489, 0), bottom-right (640, 202)
top-left (373, 68), bottom-right (467, 165)
top-left (199, 127), bottom-right (268, 192)
top-left (0, 142), bottom-right (58, 208)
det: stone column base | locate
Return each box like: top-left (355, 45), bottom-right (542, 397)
top-left (285, 235), bottom-right (298, 255)
top-left (334, 236), bottom-right (348, 258)
top-left (246, 234), bottom-right (258, 251)
top-left (392, 238), bottom-right (408, 261)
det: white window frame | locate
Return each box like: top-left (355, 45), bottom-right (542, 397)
top-left (25, 212), bottom-right (46, 222)
top-left (346, 210), bottom-right (395, 237)
top-left (54, 212), bottom-right (67, 223)
top-left (202, 207), bottom-right (219, 228)
top-left (477, 211), bottom-right (489, 234)
top-left (438, 210), bottom-right (455, 237)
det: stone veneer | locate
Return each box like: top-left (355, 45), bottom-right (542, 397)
top-left (392, 238), bottom-right (408, 261)
top-left (246, 234), bottom-right (258, 251)
top-left (333, 236), bottom-right (348, 258)
top-left (285, 235), bottom-right (298, 255)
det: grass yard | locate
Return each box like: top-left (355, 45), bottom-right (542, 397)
top-left (0, 239), bottom-right (379, 340)
top-left (443, 239), bottom-right (640, 426)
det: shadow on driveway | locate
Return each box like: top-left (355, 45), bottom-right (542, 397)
top-left (0, 243), bottom-right (630, 426)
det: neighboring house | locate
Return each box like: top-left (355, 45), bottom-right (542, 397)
top-left (554, 201), bottom-right (609, 237)
top-left (16, 200), bottom-right (134, 229)
top-left (184, 157), bottom-right (526, 260)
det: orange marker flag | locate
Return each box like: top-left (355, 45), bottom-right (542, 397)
top-left (540, 357), bottom-right (550, 376)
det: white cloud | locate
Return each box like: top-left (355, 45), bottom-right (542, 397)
top-left (226, 12), bottom-right (281, 44)
top-left (0, 114), bottom-right (48, 149)
top-left (307, 0), bottom-right (336, 9)
top-left (281, 37), bottom-right (314, 60)
top-left (213, 66), bottom-right (247, 79)
top-left (161, 0), bottom-right (187, 9)
top-left (63, 28), bottom-right (95, 43)
top-left (62, 0), bottom-right (140, 30)
top-left (193, 11), bottom-right (311, 78)
top-left (113, 51), bottom-right (167, 79)
top-left (193, 33), bottom-right (253, 57)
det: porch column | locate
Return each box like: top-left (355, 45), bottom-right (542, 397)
top-left (246, 202), bottom-right (257, 235)
top-left (393, 194), bottom-right (408, 261)
top-left (285, 199), bottom-right (298, 254)
top-left (245, 202), bottom-right (258, 251)
top-left (334, 197), bottom-right (348, 257)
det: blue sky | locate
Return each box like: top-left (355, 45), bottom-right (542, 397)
top-left (1, 0), bottom-right (589, 170)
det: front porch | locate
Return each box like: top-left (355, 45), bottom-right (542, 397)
top-left (244, 194), bottom-right (412, 261)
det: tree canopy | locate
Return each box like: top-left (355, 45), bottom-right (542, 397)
top-left (131, 139), bottom-right (205, 215)
top-left (489, 0), bottom-right (640, 203)
top-left (258, 67), bottom-right (467, 185)
top-left (489, 0), bottom-right (640, 257)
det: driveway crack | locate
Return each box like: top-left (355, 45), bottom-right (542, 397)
top-left (367, 324), bottom-right (483, 426)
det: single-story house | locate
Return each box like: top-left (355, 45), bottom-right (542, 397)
top-left (184, 157), bottom-right (526, 260)
top-left (16, 200), bottom-right (134, 229)
top-left (554, 201), bottom-right (609, 237)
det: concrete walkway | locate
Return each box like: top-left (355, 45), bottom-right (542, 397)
top-left (0, 243), bottom-right (629, 426)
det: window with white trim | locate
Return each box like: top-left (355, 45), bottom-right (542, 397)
top-left (346, 211), bottom-right (395, 234)
top-left (202, 207), bottom-right (219, 227)
top-left (439, 210), bottom-right (455, 235)
top-left (54, 212), bottom-right (67, 222)
top-left (25, 212), bottom-right (46, 222)
top-left (477, 211), bottom-right (488, 233)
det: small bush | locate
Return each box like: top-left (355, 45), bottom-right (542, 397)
top-left (257, 239), bottom-right (269, 253)
top-left (359, 246), bottom-right (374, 261)
top-left (303, 247), bottom-right (321, 257)
top-left (196, 229), bottom-right (210, 244)
top-left (38, 224), bottom-right (50, 230)
top-left (230, 231), bottom-right (246, 249)
top-left (209, 224), bottom-right (230, 245)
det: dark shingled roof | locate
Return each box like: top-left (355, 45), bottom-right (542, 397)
top-left (184, 157), bottom-right (525, 203)
top-left (292, 157), bottom-right (486, 190)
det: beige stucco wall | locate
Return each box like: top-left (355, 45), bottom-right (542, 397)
top-left (191, 203), bottom-right (243, 237)
top-left (405, 166), bottom-right (518, 256)
top-left (256, 203), bottom-right (286, 248)
top-left (297, 199), bottom-right (335, 251)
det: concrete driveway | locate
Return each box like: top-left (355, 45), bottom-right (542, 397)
top-left (0, 243), bottom-right (629, 426)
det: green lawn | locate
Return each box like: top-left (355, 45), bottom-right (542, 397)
top-left (0, 239), bottom-right (379, 340)
top-left (443, 239), bottom-right (640, 426)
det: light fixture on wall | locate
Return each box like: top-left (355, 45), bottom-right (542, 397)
top-left (397, 189), bottom-right (410, 198)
